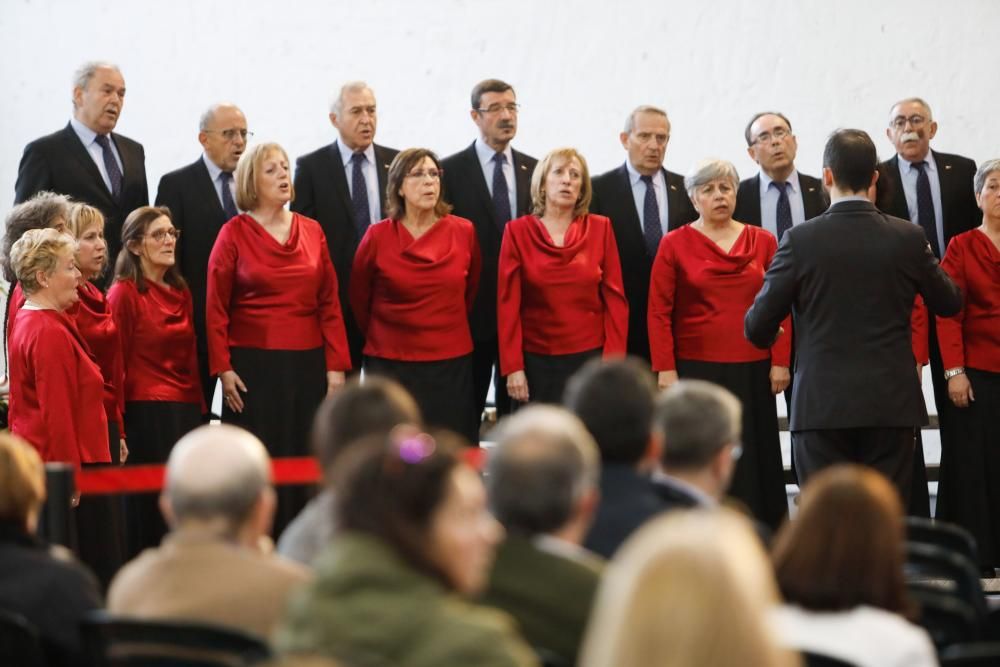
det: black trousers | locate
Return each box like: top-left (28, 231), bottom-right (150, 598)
top-left (792, 427), bottom-right (916, 506)
top-left (472, 338), bottom-right (512, 418)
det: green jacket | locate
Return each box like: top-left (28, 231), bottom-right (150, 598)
top-left (274, 532), bottom-right (539, 667)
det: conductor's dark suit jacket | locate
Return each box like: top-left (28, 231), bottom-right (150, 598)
top-left (744, 199), bottom-right (962, 431)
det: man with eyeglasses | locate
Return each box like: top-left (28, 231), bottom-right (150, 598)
top-left (15, 61), bottom-right (148, 283)
top-left (589, 105), bottom-right (698, 364)
top-left (734, 111), bottom-right (828, 243)
top-left (292, 81), bottom-right (399, 375)
top-left (155, 103), bottom-right (249, 414)
top-left (441, 79), bottom-right (537, 420)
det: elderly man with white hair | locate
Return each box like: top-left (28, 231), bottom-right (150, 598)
top-left (107, 424), bottom-right (311, 638)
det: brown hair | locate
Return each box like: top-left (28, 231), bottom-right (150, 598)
top-left (772, 465), bottom-right (913, 617)
top-left (113, 206), bottom-right (186, 293)
top-left (384, 148), bottom-right (452, 221)
top-left (0, 432), bottom-right (46, 525)
top-left (235, 143), bottom-right (295, 212)
top-left (66, 203), bottom-right (109, 277)
top-left (470, 78), bottom-right (514, 110)
top-left (530, 147), bottom-right (592, 218)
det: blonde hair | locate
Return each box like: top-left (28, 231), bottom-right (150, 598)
top-left (0, 432), bottom-right (46, 524)
top-left (235, 143), bottom-right (295, 211)
top-left (530, 147), bottom-right (592, 218)
top-left (580, 509), bottom-right (799, 667)
top-left (66, 203), bottom-right (109, 276)
top-left (9, 228), bottom-right (77, 295)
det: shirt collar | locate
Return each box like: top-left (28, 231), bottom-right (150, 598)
top-left (759, 168), bottom-right (801, 195)
top-left (475, 137), bottom-right (513, 170)
top-left (202, 153), bottom-right (226, 182)
top-left (337, 139), bottom-right (376, 168)
top-left (69, 116), bottom-right (100, 146)
top-left (899, 151), bottom-right (937, 173)
top-left (625, 159), bottom-right (662, 187)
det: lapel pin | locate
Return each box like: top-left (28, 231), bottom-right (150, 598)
top-left (670, 185), bottom-right (678, 191)
top-left (944, 165), bottom-right (953, 170)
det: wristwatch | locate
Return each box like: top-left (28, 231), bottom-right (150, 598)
top-left (944, 367), bottom-right (965, 380)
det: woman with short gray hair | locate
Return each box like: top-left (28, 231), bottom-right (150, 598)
top-left (647, 158), bottom-right (790, 530)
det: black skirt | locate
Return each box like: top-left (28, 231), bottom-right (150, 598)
top-left (364, 354), bottom-right (478, 444)
top-left (522, 348), bottom-right (602, 406)
top-left (676, 358), bottom-right (787, 530)
top-left (123, 400), bottom-right (201, 558)
top-left (74, 421), bottom-right (126, 589)
top-left (936, 368), bottom-right (1000, 567)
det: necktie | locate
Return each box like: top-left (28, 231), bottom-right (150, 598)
top-left (492, 153), bottom-right (512, 228)
top-left (640, 174), bottom-right (662, 256)
top-left (774, 181), bottom-right (792, 242)
top-left (220, 171), bottom-right (238, 220)
top-left (351, 152), bottom-right (372, 237)
top-left (94, 134), bottom-right (123, 200)
top-left (913, 161), bottom-right (941, 258)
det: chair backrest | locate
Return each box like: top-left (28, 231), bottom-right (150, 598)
top-left (907, 517), bottom-right (979, 566)
top-left (0, 608), bottom-right (47, 667)
top-left (802, 651), bottom-right (858, 667)
top-left (908, 585), bottom-right (982, 648)
top-left (939, 641), bottom-right (1000, 666)
top-left (905, 542), bottom-right (988, 621)
top-left (80, 611), bottom-right (272, 667)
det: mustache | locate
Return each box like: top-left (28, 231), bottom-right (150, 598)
top-left (901, 131), bottom-right (921, 142)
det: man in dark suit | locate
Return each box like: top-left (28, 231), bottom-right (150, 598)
top-left (745, 129), bottom-right (962, 503)
top-left (589, 106), bottom-right (698, 364)
top-left (15, 61), bottom-right (148, 275)
top-left (292, 82), bottom-right (398, 373)
top-left (155, 103), bottom-right (249, 412)
top-left (441, 79), bottom-right (536, 419)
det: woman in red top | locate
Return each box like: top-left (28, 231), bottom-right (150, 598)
top-left (350, 148), bottom-right (481, 443)
top-left (207, 143), bottom-right (350, 530)
top-left (108, 206), bottom-right (203, 555)
top-left (648, 159), bottom-right (790, 529)
top-left (935, 159), bottom-right (1000, 568)
top-left (497, 148), bottom-right (628, 405)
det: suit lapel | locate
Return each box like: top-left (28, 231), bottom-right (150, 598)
top-left (463, 142), bottom-right (500, 229)
top-left (61, 124), bottom-right (114, 207)
top-left (932, 149), bottom-right (958, 230)
top-left (799, 174), bottom-right (827, 219)
top-left (662, 167), bottom-right (688, 229)
top-left (327, 141), bottom-right (355, 231)
top-left (615, 164), bottom-right (647, 254)
top-left (889, 155), bottom-right (908, 218)
top-left (512, 149), bottom-right (533, 217)
top-left (192, 158), bottom-right (226, 218)
top-left (112, 133), bottom-right (138, 195)
top-left (373, 144), bottom-right (393, 219)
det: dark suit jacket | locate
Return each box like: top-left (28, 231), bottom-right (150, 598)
top-left (589, 163), bottom-right (698, 361)
top-left (291, 141), bottom-right (398, 368)
top-left (744, 200), bottom-right (962, 431)
top-left (441, 142), bottom-right (536, 342)
top-left (584, 464), bottom-right (667, 558)
top-left (875, 150), bottom-right (979, 258)
top-left (733, 171), bottom-right (829, 228)
top-left (15, 122), bottom-right (149, 270)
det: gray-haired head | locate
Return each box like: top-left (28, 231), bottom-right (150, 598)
top-left (330, 81), bottom-right (373, 116)
top-left (487, 405), bottom-right (600, 537)
top-left (654, 380), bottom-right (742, 471)
top-left (72, 61), bottom-right (121, 92)
top-left (974, 159), bottom-right (1000, 195)
top-left (684, 159), bottom-right (739, 200)
top-left (198, 102), bottom-right (242, 131)
top-left (888, 97), bottom-right (933, 122)
top-left (2, 192), bottom-right (73, 283)
top-left (624, 105), bottom-right (669, 135)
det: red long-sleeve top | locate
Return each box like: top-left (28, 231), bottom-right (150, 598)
top-left (497, 214), bottom-right (628, 376)
top-left (350, 215), bottom-right (481, 361)
top-left (107, 279), bottom-right (203, 406)
top-left (8, 308), bottom-right (109, 465)
top-left (911, 296), bottom-right (930, 367)
top-left (206, 213), bottom-right (350, 374)
top-left (936, 229), bottom-right (1000, 372)
top-left (649, 224), bottom-right (791, 371)
top-left (68, 282), bottom-right (126, 435)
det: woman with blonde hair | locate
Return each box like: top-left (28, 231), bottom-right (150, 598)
top-left (579, 508), bottom-right (797, 667)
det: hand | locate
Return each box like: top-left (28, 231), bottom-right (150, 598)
top-left (916, 364), bottom-right (923, 382)
top-left (119, 438), bottom-right (129, 465)
top-left (71, 492), bottom-right (80, 508)
top-left (770, 366), bottom-right (791, 395)
top-left (948, 373), bottom-right (974, 408)
top-left (658, 370), bottom-right (679, 391)
top-left (326, 371), bottom-right (346, 396)
top-left (507, 371), bottom-right (529, 403)
top-left (220, 370), bottom-right (248, 413)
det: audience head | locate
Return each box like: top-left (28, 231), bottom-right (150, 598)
top-left (2, 192), bottom-right (71, 282)
top-left (654, 379), bottom-right (742, 500)
top-left (385, 148), bottom-right (451, 220)
top-left (66, 203), bottom-right (109, 281)
top-left (329, 81), bottom-right (377, 151)
top-left (72, 61), bottom-right (125, 134)
top-left (161, 424), bottom-right (274, 543)
top-left (974, 159), bottom-right (1000, 222)
top-left (580, 509), bottom-right (792, 667)
top-left (685, 159), bottom-right (739, 224)
top-left (564, 357), bottom-right (657, 468)
top-left (487, 405), bottom-right (600, 543)
top-left (886, 97), bottom-right (936, 163)
top-left (115, 205), bottom-right (185, 292)
top-left (199, 103), bottom-right (249, 173)
top-left (823, 129), bottom-right (878, 196)
top-left (772, 464), bottom-right (911, 616)
top-left (235, 142), bottom-right (295, 211)
top-left (9, 227), bottom-right (80, 310)
top-left (620, 105), bottom-right (671, 177)
top-left (334, 429), bottom-right (502, 595)
top-left (745, 111), bottom-right (798, 180)
top-left (470, 79), bottom-right (518, 151)
top-left (531, 147), bottom-right (592, 218)
top-left (0, 432), bottom-right (47, 533)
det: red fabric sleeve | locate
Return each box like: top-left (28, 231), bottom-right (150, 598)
top-left (205, 225), bottom-right (238, 376)
top-left (316, 233), bottom-right (351, 371)
top-left (910, 296), bottom-right (929, 366)
top-left (349, 227), bottom-right (377, 336)
top-left (648, 236), bottom-right (677, 372)
top-left (32, 328), bottom-right (84, 466)
top-left (936, 238), bottom-right (966, 370)
top-left (466, 228), bottom-right (482, 314)
top-left (107, 282), bottom-right (137, 387)
top-left (599, 217), bottom-right (629, 358)
top-left (496, 228), bottom-right (525, 375)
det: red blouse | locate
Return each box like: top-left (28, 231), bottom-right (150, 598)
top-left (206, 213), bottom-right (350, 374)
top-left (107, 279), bottom-right (202, 405)
top-left (911, 296), bottom-right (930, 367)
top-left (497, 214), bottom-right (628, 376)
top-left (8, 308), bottom-right (109, 465)
top-left (937, 229), bottom-right (1000, 372)
top-left (350, 215), bottom-right (481, 361)
top-left (68, 282), bottom-right (126, 435)
top-left (648, 224), bottom-right (791, 371)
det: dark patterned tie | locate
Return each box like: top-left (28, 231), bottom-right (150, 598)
top-left (913, 161), bottom-right (941, 258)
top-left (640, 174), bottom-right (662, 256)
top-left (220, 171), bottom-right (238, 220)
top-left (492, 153), bottom-right (512, 228)
top-left (94, 134), bottom-right (123, 200)
top-left (774, 181), bottom-right (793, 243)
top-left (351, 152), bottom-right (372, 236)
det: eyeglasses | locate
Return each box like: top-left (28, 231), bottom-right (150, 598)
top-left (204, 128), bottom-right (253, 142)
top-left (890, 115), bottom-right (927, 130)
top-left (146, 228), bottom-right (181, 243)
top-left (405, 169), bottom-right (443, 180)
top-left (750, 127), bottom-right (791, 145)
top-left (476, 103), bottom-right (520, 115)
